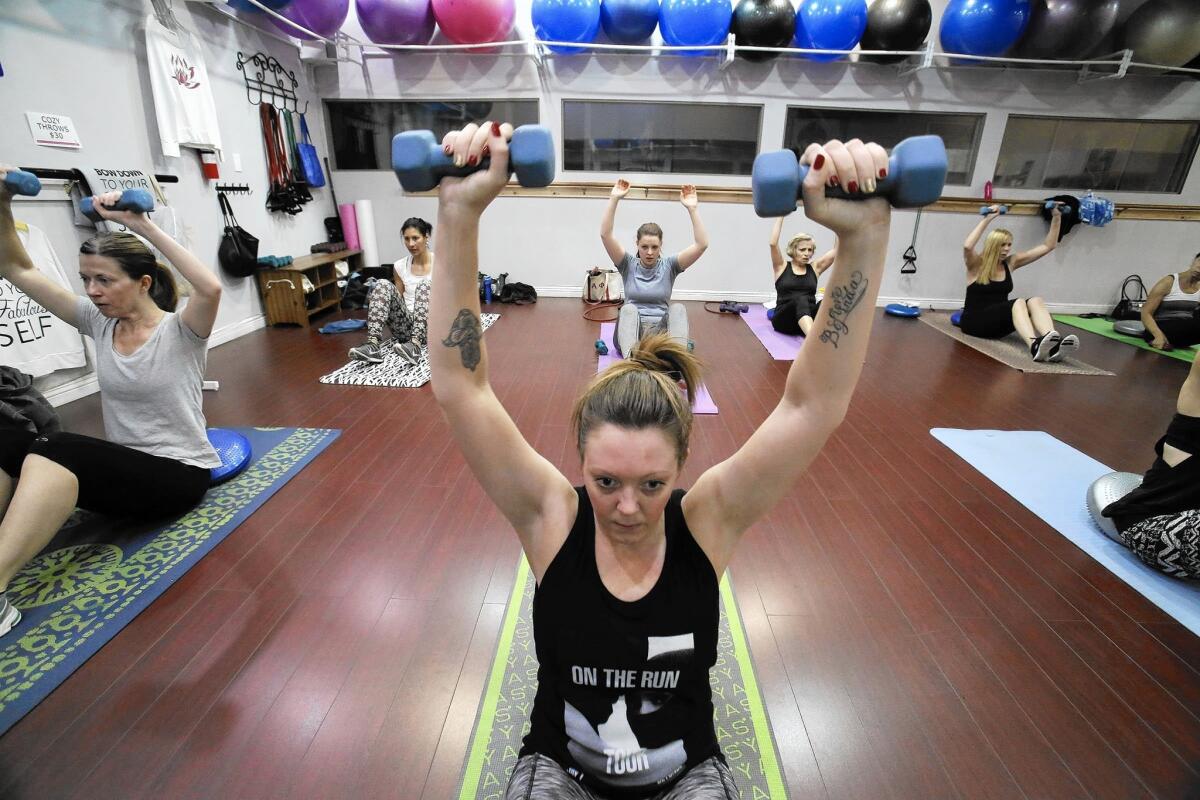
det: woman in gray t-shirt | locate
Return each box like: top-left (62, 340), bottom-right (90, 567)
top-left (600, 180), bottom-right (709, 356)
top-left (0, 181), bottom-right (224, 639)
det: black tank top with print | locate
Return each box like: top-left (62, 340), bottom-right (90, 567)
top-left (520, 486), bottom-right (721, 798)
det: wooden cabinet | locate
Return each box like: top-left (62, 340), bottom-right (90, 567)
top-left (257, 249), bottom-right (362, 327)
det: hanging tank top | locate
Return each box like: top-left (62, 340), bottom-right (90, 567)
top-left (520, 487), bottom-right (721, 798)
top-left (964, 260), bottom-right (1013, 312)
top-left (775, 261), bottom-right (818, 306)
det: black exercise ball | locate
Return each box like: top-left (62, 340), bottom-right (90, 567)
top-left (859, 0), bottom-right (932, 64)
top-left (732, 0), bottom-right (796, 62)
top-left (1010, 0), bottom-right (1119, 60)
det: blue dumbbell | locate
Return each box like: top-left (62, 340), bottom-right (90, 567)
top-left (392, 125), bottom-right (555, 193)
top-left (979, 205), bottom-right (1008, 215)
top-left (4, 170), bottom-right (42, 196)
top-left (1044, 200), bottom-right (1067, 212)
top-left (80, 189), bottom-right (155, 221)
top-left (751, 135), bottom-right (948, 217)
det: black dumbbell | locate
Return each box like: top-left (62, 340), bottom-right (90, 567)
top-left (391, 125), bottom-right (555, 192)
top-left (80, 189), bottom-right (155, 222)
top-left (752, 135), bottom-right (948, 217)
top-left (4, 170), bottom-right (42, 196)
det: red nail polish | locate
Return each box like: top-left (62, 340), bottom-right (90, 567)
top-left (467, 155), bottom-right (478, 166)
top-left (829, 175), bottom-right (840, 187)
top-left (848, 181), bottom-right (858, 193)
top-left (813, 154), bottom-right (825, 170)
top-left (879, 168), bottom-right (888, 179)
top-left (482, 145), bottom-right (489, 157)
top-left (491, 121), bottom-right (502, 136)
top-left (443, 144), bottom-right (452, 154)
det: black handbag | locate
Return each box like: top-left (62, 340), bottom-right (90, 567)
top-left (1111, 274), bottom-right (1147, 321)
top-left (217, 192), bottom-right (259, 278)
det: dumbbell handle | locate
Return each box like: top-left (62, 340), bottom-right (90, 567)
top-left (4, 170), bottom-right (42, 197)
top-left (1045, 201), bottom-right (1066, 211)
top-left (980, 205), bottom-right (1008, 215)
top-left (80, 189), bottom-right (155, 222)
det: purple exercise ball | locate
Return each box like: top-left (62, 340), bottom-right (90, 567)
top-left (271, 0), bottom-right (350, 39)
top-left (357, 0), bottom-right (436, 44)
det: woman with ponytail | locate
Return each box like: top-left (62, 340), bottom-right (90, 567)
top-left (961, 204), bottom-right (1076, 362)
top-left (0, 181), bottom-right (224, 638)
top-left (429, 123), bottom-right (894, 799)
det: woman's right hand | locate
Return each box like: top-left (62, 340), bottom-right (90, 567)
top-left (799, 139), bottom-right (890, 238)
top-left (611, 178), bottom-right (630, 199)
top-left (1152, 334), bottom-right (1172, 351)
top-left (0, 165), bottom-right (17, 205)
top-left (984, 204), bottom-right (1003, 218)
top-left (438, 121), bottom-right (514, 216)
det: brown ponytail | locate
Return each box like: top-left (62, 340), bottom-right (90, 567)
top-left (572, 332), bottom-right (702, 466)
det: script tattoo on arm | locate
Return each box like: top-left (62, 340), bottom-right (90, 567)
top-left (442, 308), bottom-right (483, 371)
top-left (818, 270), bottom-right (867, 349)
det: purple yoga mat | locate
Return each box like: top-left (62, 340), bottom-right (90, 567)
top-left (338, 203), bottom-right (360, 251)
top-left (597, 323), bottom-right (718, 415)
top-left (743, 304), bottom-right (804, 360)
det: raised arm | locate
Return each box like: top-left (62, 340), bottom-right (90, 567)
top-left (963, 207), bottom-right (999, 271)
top-left (90, 192), bottom-right (223, 338)
top-left (1011, 207), bottom-right (1061, 269)
top-left (769, 217), bottom-right (786, 279)
top-left (675, 185), bottom-right (708, 271)
top-left (432, 122), bottom-right (576, 580)
top-left (1141, 274), bottom-right (1173, 350)
top-left (0, 167), bottom-right (80, 328)
top-left (684, 139), bottom-right (891, 573)
top-left (600, 179), bottom-right (629, 265)
top-left (813, 238), bottom-right (838, 276)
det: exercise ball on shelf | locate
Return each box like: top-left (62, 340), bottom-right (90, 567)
top-left (1009, 0), bottom-right (1119, 60)
top-left (659, 0), bottom-right (733, 56)
top-left (600, 0), bottom-right (660, 43)
top-left (794, 0), bottom-right (869, 62)
top-left (270, 0), bottom-right (350, 38)
top-left (431, 0), bottom-right (516, 43)
top-left (1120, 0), bottom-right (1200, 68)
top-left (859, 0), bottom-right (931, 63)
top-left (533, 0), bottom-right (602, 52)
top-left (228, 0), bottom-right (293, 12)
top-left (732, 0), bottom-right (796, 62)
top-left (939, 0), bottom-right (1031, 58)
top-left (356, 0), bottom-right (436, 45)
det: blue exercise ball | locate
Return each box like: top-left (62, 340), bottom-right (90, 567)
top-left (940, 0), bottom-right (1031, 58)
top-left (533, 0), bottom-right (602, 52)
top-left (228, 0), bottom-right (292, 10)
top-left (660, 0), bottom-right (732, 55)
top-left (1010, 0), bottom-right (1118, 60)
top-left (794, 0), bottom-right (868, 62)
top-left (601, 0), bottom-right (659, 42)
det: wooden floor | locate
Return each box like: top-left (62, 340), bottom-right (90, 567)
top-left (1, 298), bottom-right (1197, 799)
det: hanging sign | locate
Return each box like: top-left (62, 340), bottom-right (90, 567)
top-left (25, 112), bottom-right (81, 149)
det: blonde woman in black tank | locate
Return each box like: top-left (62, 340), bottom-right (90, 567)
top-left (961, 204), bottom-right (1077, 362)
top-left (768, 217), bottom-right (836, 336)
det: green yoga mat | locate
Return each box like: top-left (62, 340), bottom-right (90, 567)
top-left (458, 558), bottom-right (788, 799)
top-left (1054, 315), bottom-right (1196, 363)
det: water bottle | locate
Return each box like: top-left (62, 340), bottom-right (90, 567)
top-left (483, 275), bottom-right (493, 304)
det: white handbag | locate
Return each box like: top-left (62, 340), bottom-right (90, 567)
top-left (585, 267), bottom-right (624, 304)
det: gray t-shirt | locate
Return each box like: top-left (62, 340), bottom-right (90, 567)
top-left (75, 297), bottom-right (221, 469)
top-left (616, 252), bottom-right (682, 323)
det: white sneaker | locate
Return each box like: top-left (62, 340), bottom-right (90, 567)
top-left (0, 593), bottom-right (21, 637)
top-left (1048, 334), bottom-right (1079, 363)
top-left (1031, 331), bottom-right (1060, 362)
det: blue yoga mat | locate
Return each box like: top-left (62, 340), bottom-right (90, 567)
top-left (931, 429), bottom-right (1200, 637)
top-left (0, 426), bottom-right (340, 736)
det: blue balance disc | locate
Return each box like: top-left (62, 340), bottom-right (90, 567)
top-left (885, 303), bottom-right (921, 318)
top-left (207, 428), bottom-right (252, 484)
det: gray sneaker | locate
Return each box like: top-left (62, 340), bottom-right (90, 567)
top-left (393, 340), bottom-right (422, 366)
top-left (0, 593), bottom-right (21, 637)
top-left (349, 341), bottom-right (384, 364)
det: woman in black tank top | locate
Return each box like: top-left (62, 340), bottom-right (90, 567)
top-left (961, 204), bottom-right (1078, 362)
top-left (767, 217), bottom-right (837, 336)
top-left (430, 125), bottom-right (898, 799)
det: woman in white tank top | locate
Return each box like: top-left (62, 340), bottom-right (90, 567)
top-left (1143, 253), bottom-right (1200, 350)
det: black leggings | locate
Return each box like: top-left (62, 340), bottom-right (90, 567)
top-left (0, 430), bottom-right (210, 518)
top-left (771, 297), bottom-right (820, 336)
top-left (1143, 315), bottom-right (1200, 349)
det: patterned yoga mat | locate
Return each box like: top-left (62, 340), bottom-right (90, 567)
top-left (0, 426), bottom-right (340, 736)
top-left (457, 557), bottom-right (789, 799)
top-left (320, 313), bottom-right (500, 387)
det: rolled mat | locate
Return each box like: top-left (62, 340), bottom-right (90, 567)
top-left (338, 203), bottom-right (359, 251)
top-left (354, 199), bottom-right (379, 267)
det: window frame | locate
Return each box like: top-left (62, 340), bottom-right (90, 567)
top-left (323, 97), bottom-right (542, 172)
top-left (992, 113), bottom-right (1200, 195)
top-left (559, 98), bottom-right (765, 178)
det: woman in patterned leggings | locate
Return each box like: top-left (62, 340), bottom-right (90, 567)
top-left (1103, 355), bottom-right (1200, 579)
top-left (349, 217), bottom-right (434, 365)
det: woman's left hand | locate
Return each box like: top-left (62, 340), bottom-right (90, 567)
top-left (438, 121), bottom-right (514, 215)
top-left (680, 184), bottom-right (698, 209)
top-left (90, 191), bottom-right (151, 230)
top-left (799, 139), bottom-right (891, 237)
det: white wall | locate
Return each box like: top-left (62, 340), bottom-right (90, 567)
top-left (318, 0), bottom-right (1200, 311)
top-left (0, 0), bottom-right (335, 403)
